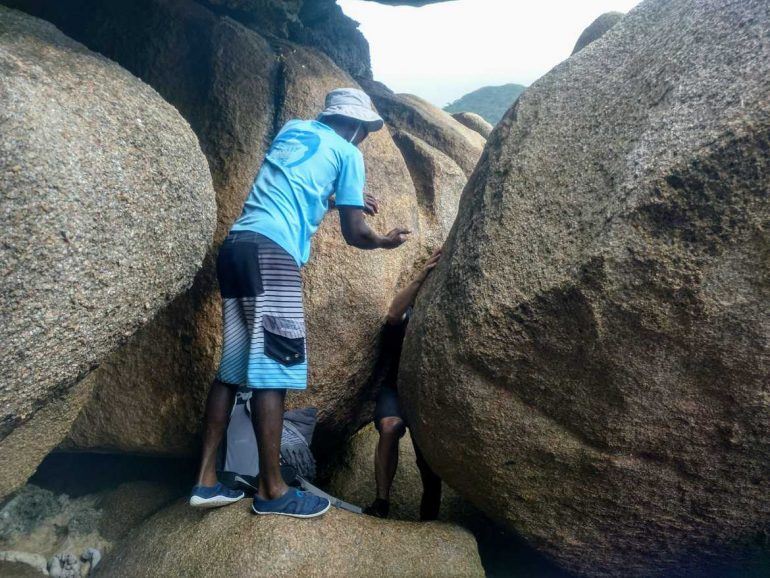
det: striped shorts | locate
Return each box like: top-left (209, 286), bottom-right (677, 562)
top-left (215, 231), bottom-right (307, 390)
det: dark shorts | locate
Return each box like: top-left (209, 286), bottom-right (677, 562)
top-left (215, 231), bottom-right (307, 390)
top-left (374, 386), bottom-right (404, 428)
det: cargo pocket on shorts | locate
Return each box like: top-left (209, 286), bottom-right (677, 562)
top-left (263, 315), bottom-right (306, 366)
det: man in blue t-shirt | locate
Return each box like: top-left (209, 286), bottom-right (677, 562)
top-left (189, 88), bottom-right (411, 518)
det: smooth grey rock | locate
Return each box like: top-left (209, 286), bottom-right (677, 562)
top-left (362, 80), bottom-right (486, 177)
top-left (391, 130), bottom-right (468, 251)
top-left (451, 112), bottom-right (493, 138)
top-left (400, 0), bottom-right (770, 575)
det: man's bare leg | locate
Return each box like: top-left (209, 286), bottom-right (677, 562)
top-left (195, 379), bottom-right (236, 487)
top-left (250, 388), bottom-right (289, 500)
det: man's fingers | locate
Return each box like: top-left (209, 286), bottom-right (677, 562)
top-left (364, 193), bottom-right (380, 215)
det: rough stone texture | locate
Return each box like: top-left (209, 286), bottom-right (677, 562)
top-left (274, 44), bottom-right (421, 449)
top-left (0, 6), bottom-right (215, 496)
top-left (5, 0), bottom-right (277, 456)
top-left (98, 501), bottom-right (484, 577)
top-left (95, 481), bottom-right (183, 543)
top-left (201, 0), bottom-right (302, 36)
top-left (399, 0), bottom-right (770, 576)
top-left (292, 0), bottom-right (372, 79)
top-left (9, 0), bottom-right (424, 458)
top-left (362, 80), bottom-right (486, 177)
top-left (0, 480), bottom-right (182, 569)
top-left (571, 11), bottom-right (624, 55)
top-left (0, 558), bottom-right (47, 577)
top-left (198, 0), bottom-right (372, 78)
top-left (451, 112), bottom-right (493, 138)
top-left (392, 130), bottom-right (468, 251)
top-left (327, 424), bottom-right (471, 522)
top-left (0, 376), bottom-right (96, 507)
top-left (361, 80), bottom-right (482, 255)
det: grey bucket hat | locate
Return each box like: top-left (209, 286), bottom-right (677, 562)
top-left (317, 87), bottom-right (384, 132)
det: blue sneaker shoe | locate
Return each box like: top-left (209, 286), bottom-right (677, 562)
top-left (189, 483), bottom-right (245, 509)
top-left (251, 489), bottom-right (331, 518)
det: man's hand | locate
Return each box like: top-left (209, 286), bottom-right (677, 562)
top-left (363, 192), bottom-right (379, 216)
top-left (381, 228), bottom-right (411, 249)
top-left (339, 207), bottom-right (411, 250)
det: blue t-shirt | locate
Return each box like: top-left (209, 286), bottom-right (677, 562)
top-left (230, 119), bottom-right (366, 265)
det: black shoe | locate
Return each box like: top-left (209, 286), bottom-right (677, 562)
top-left (363, 498), bottom-right (390, 519)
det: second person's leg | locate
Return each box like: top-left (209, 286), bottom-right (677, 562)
top-left (375, 416), bottom-right (406, 502)
top-left (414, 440), bottom-right (442, 521)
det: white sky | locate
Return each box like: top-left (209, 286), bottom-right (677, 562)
top-left (338, 0), bottom-right (642, 107)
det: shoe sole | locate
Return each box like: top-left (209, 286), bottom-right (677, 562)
top-left (251, 500), bottom-right (331, 519)
top-left (189, 494), bottom-right (245, 509)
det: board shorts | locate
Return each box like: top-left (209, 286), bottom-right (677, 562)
top-left (374, 386), bottom-right (404, 428)
top-left (215, 231), bottom-right (307, 390)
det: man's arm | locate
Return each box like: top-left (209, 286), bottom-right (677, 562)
top-left (386, 249), bottom-right (442, 324)
top-left (339, 206), bottom-right (410, 250)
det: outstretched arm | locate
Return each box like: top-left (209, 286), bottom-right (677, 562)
top-left (339, 206), bottom-right (411, 250)
top-left (386, 249), bottom-right (442, 324)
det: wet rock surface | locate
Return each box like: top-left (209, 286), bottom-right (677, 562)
top-left (0, 6), bottom-right (215, 497)
top-left (400, 0), bottom-right (770, 575)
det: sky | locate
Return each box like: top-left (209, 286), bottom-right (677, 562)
top-left (338, 0), bottom-right (642, 107)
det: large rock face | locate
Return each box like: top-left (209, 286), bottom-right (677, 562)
top-left (363, 80), bottom-right (484, 252)
top-left (391, 130), bottom-right (468, 251)
top-left (363, 81), bottom-right (486, 177)
top-left (11, 0), bottom-right (278, 456)
top-left (8, 0), bottom-right (422, 456)
top-left (399, 0), bottom-right (770, 576)
top-left (0, 6), bottom-right (215, 497)
top-left (571, 11), bottom-right (624, 55)
top-left (98, 501), bottom-right (484, 577)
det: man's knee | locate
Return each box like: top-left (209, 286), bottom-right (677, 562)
top-left (377, 417), bottom-right (406, 437)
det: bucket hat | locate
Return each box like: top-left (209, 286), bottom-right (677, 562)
top-left (317, 88), bottom-right (384, 132)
